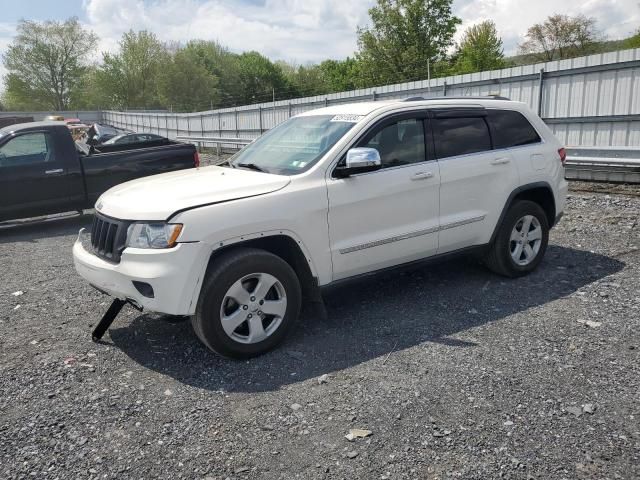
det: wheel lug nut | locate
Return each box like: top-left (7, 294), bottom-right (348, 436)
top-left (250, 296), bottom-right (256, 301)
top-left (248, 314), bottom-right (252, 318)
top-left (258, 311), bottom-right (263, 315)
top-left (259, 300), bottom-right (264, 305)
top-left (242, 305), bottom-right (248, 310)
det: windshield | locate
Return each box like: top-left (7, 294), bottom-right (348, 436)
top-left (230, 115), bottom-right (358, 175)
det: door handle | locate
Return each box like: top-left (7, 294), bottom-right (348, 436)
top-left (45, 168), bottom-right (64, 175)
top-left (411, 171), bottom-right (434, 180)
top-left (490, 157), bottom-right (510, 165)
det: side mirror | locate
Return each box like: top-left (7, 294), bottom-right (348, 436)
top-left (335, 147), bottom-right (382, 178)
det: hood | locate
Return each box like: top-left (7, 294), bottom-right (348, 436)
top-left (96, 166), bottom-right (290, 220)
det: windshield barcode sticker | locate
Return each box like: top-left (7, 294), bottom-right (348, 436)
top-left (330, 114), bottom-right (364, 123)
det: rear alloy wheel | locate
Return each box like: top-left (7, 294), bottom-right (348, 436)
top-left (484, 200), bottom-right (549, 277)
top-left (193, 248), bottom-right (301, 359)
top-left (509, 215), bottom-right (543, 266)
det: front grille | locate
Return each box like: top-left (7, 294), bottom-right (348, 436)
top-left (90, 213), bottom-right (130, 263)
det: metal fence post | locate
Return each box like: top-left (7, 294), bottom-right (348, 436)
top-left (537, 69), bottom-right (545, 117)
top-left (259, 106), bottom-right (263, 134)
top-left (443, 81), bottom-right (448, 97)
top-left (235, 108), bottom-right (239, 138)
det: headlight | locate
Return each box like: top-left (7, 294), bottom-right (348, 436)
top-left (126, 223), bottom-right (183, 249)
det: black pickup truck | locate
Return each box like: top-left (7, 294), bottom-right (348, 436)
top-left (0, 121), bottom-right (199, 222)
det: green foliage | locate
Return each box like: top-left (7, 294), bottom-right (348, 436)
top-left (182, 41), bottom-right (244, 107)
top-left (278, 62), bottom-right (326, 97)
top-left (2, 18), bottom-right (97, 110)
top-left (158, 48), bottom-right (219, 112)
top-left (94, 31), bottom-right (169, 109)
top-left (625, 30), bottom-right (640, 49)
top-left (454, 21), bottom-right (505, 74)
top-left (235, 51), bottom-right (292, 104)
top-left (319, 58), bottom-right (363, 92)
top-left (519, 14), bottom-right (601, 62)
top-left (356, 0), bottom-right (461, 85)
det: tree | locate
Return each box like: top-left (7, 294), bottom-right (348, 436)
top-left (2, 17), bottom-right (97, 110)
top-left (319, 58), bottom-right (363, 92)
top-left (278, 61), bottom-right (328, 97)
top-left (519, 14), bottom-right (601, 62)
top-left (183, 41), bottom-right (244, 108)
top-left (94, 30), bottom-right (168, 109)
top-left (235, 51), bottom-right (292, 104)
top-left (158, 48), bottom-right (219, 111)
top-left (454, 20), bottom-right (505, 74)
top-left (356, 0), bottom-right (461, 86)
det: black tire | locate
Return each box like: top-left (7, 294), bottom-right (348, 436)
top-left (192, 248), bottom-right (301, 359)
top-left (484, 200), bottom-right (549, 277)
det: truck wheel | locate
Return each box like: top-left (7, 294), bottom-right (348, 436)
top-left (484, 200), bottom-right (549, 277)
top-left (192, 248), bottom-right (301, 359)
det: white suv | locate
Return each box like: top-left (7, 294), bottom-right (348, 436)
top-left (73, 97), bottom-right (568, 358)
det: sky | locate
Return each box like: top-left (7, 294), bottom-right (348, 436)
top-left (0, 0), bottom-right (639, 81)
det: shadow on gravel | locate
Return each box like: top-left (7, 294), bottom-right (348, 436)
top-left (109, 245), bottom-right (624, 393)
top-left (0, 213), bottom-right (93, 244)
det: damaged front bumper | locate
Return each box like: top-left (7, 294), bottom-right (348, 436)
top-left (73, 228), bottom-right (207, 316)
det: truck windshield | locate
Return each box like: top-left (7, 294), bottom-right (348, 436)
top-left (229, 115), bottom-right (358, 175)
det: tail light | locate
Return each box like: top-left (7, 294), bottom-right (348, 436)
top-left (558, 147), bottom-right (567, 166)
top-left (194, 151), bottom-right (200, 168)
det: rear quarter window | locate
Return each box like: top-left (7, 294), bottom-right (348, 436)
top-left (487, 110), bottom-right (541, 149)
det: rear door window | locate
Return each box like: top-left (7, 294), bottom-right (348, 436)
top-left (432, 117), bottom-right (492, 159)
top-left (487, 110), bottom-right (541, 149)
top-left (0, 132), bottom-right (55, 167)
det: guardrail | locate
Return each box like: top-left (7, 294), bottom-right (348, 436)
top-left (566, 147), bottom-right (640, 184)
top-left (176, 135), bottom-right (252, 155)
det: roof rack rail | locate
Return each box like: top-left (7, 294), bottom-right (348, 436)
top-left (402, 94), bottom-right (511, 102)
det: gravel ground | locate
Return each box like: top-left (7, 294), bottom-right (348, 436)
top-left (1, 189), bottom-right (639, 480)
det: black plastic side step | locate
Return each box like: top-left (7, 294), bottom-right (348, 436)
top-left (92, 298), bottom-right (126, 342)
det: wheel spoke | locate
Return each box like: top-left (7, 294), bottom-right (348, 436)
top-left (247, 316), bottom-right (267, 343)
top-left (261, 299), bottom-right (287, 317)
top-left (523, 243), bottom-right (534, 260)
top-left (528, 227), bottom-right (542, 241)
top-left (221, 309), bottom-right (247, 337)
top-left (252, 273), bottom-right (278, 301)
top-left (512, 242), bottom-right (524, 261)
top-left (521, 215), bottom-right (533, 234)
top-left (226, 279), bottom-right (251, 305)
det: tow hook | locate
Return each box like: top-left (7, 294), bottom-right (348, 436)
top-left (91, 298), bottom-right (143, 342)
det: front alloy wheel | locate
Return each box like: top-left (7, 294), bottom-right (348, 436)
top-left (220, 273), bottom-right (288, 344)
top-left (193, 248), bottom-right (301, 358)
